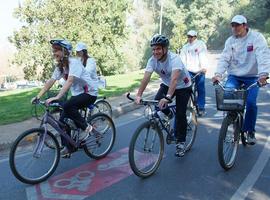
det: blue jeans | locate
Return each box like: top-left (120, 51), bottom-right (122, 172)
top-left (189, 71), bottom-right (205, 110)
top-left (225, 75), bottom-right (259, 132)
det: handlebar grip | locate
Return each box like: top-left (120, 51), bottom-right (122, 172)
top-left (126, 93), bottom-right (135, 101)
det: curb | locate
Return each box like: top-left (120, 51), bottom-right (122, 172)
top-left (0, 93), bottom-right (156, 152)
top-left (112, 93), bottom-right (156, 118)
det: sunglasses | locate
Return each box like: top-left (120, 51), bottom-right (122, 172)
top-left (187, 35), bottom-right (194, 38)
top-left (231, 23), bottom-right (242, 27)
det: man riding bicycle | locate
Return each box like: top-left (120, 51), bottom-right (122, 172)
top-left (212, 15), bottom-right (270, 145)
top-left (180, 30), bottom-right (208, 116)
top-left (136, 34), bottom-right (192, 157)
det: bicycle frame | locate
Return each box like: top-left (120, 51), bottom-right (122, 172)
top-left (35, 104), bottom-right (82, 155)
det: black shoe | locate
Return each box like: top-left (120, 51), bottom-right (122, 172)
top-left (247, 131), bottom-right (256, 145)
top-left (175, 142), bottom-right (185, 157)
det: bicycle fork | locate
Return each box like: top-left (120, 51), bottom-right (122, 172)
top-left (143, 123), bottom-right (158, 152)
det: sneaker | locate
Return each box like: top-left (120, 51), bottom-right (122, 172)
top-left (60, 147), bottom-right (71, 158)
top-left (198, 109), bottom-right (206, 117)
top-left (79, 124), bottom-right (93, 141)
top-left (175, 142), bottom-right (186, 157)
top-left (247, 131), bottom-right (256, 145)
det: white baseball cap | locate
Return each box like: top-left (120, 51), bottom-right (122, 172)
top-left (75, 42), bottom-right (87, 51)
top-left (231, 15), bottom-right (247, 24)
top-left (187, 30), bottom-right (197, 37)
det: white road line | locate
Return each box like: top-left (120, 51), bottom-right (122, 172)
top-left (231, 134), bottom-right (270, 200)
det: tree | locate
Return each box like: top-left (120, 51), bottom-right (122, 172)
top-left (9, 0), bottom-right (130, 81)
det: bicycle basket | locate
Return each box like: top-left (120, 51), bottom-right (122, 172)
top-left (46, 89), bottom-right (68, 102)
top-left (215, 87), bottom-right (247, 111)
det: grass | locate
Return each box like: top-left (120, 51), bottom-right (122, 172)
top-left (0, 70), bottom-right (158, 125)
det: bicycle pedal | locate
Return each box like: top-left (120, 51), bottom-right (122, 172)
top-left (61, 153), bottom-right (72, 159)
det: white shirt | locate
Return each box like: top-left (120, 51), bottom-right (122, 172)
top-left (215, 29), bottom-right (270, 77)
top-left (85, 57), bottom-right (98, 80)
top-left (180, 39), bottom-right (208, 73)
top-left (145, 51), bottom-right (191, 89)
top-left (51, 58), bottom-right (98, 96)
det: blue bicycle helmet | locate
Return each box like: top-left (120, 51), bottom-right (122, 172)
top-left (150, 34), bottom-right (169, 47)
top-left (50, 39), bottom-right (72, 54)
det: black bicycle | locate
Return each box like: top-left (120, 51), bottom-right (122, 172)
top-left (10, 100), bottom-right (116, 184)
top-left (127, 93), bottom-right (197, 178)
top-left (215, 81), bottom-right (262, 170)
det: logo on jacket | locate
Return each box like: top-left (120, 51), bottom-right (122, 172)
top-left (183, 77), bottom-right (189, 84)
top-left (161, 69), bottom-right (166, 75)
top-left (247, 44), bottom-right (253, 52)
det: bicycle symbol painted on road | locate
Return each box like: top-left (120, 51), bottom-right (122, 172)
top-left (53, 171), bottom-right (95, 192)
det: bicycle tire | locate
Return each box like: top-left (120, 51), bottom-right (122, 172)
top-left (185, 106), bottom-right (198, 151)
top-left (218, 116), bottom-right (240, 170)
top-left (129, 121), bottom-right (164, 178)
top-left (89, 99), bottom-right (112, 118)
top-left (84, 113), bottom-right (116, 159)
top-left (9, 128), bottom-right (60, 184)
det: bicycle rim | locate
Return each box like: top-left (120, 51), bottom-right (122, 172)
top-left (185, 107), bottom-right (198, 151)
top-left (218, 116), bottom-right (239, 170)
top-left (9, 128), bottom-right (60, 184)
top-left (129, 121), bottom-right (164, 178)
top-left (84, 113), bottom-right (115, 159)
top-left (90, 100), bottom-right (112, 118)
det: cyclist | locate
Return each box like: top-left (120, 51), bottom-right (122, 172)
top-left (75, 42), bottom-right (98, 80)
top-left (32, 39), bottom-right (98, 156)
top-left (136, 34), bottom-right (192, 157)
top-left (180, 30), bottom-right (208, 116)
top-left (212, 15), bottom-right (270, 145)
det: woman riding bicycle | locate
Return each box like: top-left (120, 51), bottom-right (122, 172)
top-left (32, 39), bottom-right (98, 157)
top-left (75, 42), bottom-right (98, 80)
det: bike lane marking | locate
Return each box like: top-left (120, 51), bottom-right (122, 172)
top-left (26, 147), bottom-right (157, 200)
top-left (231, 131), bottom-right (270, 200)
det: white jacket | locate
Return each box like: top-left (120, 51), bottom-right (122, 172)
top-left (180, 39), bottom-right (208, 73)
top-left (215, 29), bottom-right (270, 77)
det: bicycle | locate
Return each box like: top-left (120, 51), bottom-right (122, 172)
top-left (127, 93), bottom-right (198, 178)
top-left (214, 81), bottom-right (262, 170)
top-left (9, 100), bottom-right (116, 184)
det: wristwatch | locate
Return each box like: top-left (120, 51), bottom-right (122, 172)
top-left (166, 94), bottom-right (172, 100)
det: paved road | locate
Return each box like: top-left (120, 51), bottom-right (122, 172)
top-left (0, 79), bottom-right (270, 200)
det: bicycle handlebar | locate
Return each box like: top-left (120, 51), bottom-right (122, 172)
top-left (213, 80), bottom-right (267, 91)
top-left (126, 93), bottom-right (159, 105)
top-left (32, 99), bottom-right (62, 108)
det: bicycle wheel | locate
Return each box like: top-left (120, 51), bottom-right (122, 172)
top-left (9, 128), bottom-right (60, 184)
top-left (185, 106), bottom-right (198, 151)
top-left (218, 115), bottom-right (240, 170)
top-left (90, 99), bottom-right (112, 118)
top-left (84, 113), bottom-right (116, 159)
top-left (129, 121), bottom-right (164, 178)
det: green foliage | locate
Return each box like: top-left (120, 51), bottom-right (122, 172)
top-left (265, 19), bottom-right (270, 34)
top-left (9, 0), bottom-right (130, 80)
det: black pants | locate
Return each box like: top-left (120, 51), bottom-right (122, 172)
top-left (60, 93), bottom-right (97, 149)
top-left (155, 83), bottom-right (191, 142)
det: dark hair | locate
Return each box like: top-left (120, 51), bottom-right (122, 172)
top-left (81, 49), bottom-right (90, 67)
